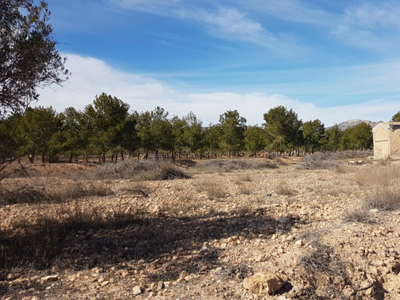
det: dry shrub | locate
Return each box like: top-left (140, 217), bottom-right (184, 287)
top-left (355, 165), bottom-right (400, 211)
top-left (193, 159), bottom-right (277, 174)
top-left (364, 186), bottom-right (400, 211)
top-left (342, 207), bottom-right (373, 223)
top-left (335, 164), bottom-right (349, 174)
top-left (355, 165), bottom-right (400, 186)
top-left (239, 185), bottom-right (252, 195)
top-left (0, 201), bottom-right (141, 271)
top-left (275, 181), bottom-right (297, 196)
top-left (299, 242), bottom-right (350, 299)
top-left (299, 150), bottom-right (372, 170)
top-left (84, 160), bottom-right (190, 181)
top-left (0, 181), bottom-right (113, 205)
top-left (0, 185), bottom-right (47, 205)
top-left (234, 174), bottom-right (252, 184)
top-left (195, 178), bottom-right (227, 199)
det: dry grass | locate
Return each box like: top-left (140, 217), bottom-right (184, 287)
top-left (355, 165), bottom-right (400, 211)
top-left (364, 186), bottom-right (400, 211)
top-left (238, 185), bottom-right (252, 195)
top-left (299, 242), bottom-right (350, 299)
top-left (275, 181), bottom-right (297, 196)
top-left (192, 159), bottom-right (277, 174)
top-left (84, 160), bottom-right (190, 181)
top-left (1, 200), bottom-right (143, 271)
top-left (195, 177), bottom-right (227, 199)
top-left (300, 150), bottom-right (372, 170)
top-left (342, 207), bottom-right (374, 223)
top-left (0, 180), bottom-right (113, 205)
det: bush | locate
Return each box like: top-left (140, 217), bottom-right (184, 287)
top-left (84, 160), bottom-right (190, 181)
top-left (193, 159), bottom-right (277, 174)
top-left (195, 178), bottom-right (227, 199)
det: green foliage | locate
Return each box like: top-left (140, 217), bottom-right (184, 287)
top-left (84, 93), bottom-right (130, 161)
top-left (15, 106), bottom-right (61, 163)
top-left (302, 119), bottom-right (325, 153)
top-left (204, 124), bottom-right (222, 155)
top-left (244, 126), bottom-right (267, 155)
top-left (183, 112), bottom-right (204, 154)
top-left (323, 125), bottom-right (342, 151)
top-left (391, 112), bottom-right (400, 122)
top-left (0, 0), bottom-right (68, 115)
top-left (219, 110), bottom-right (247, 156)
top-left (339, 123), bottom-right (372, 150)
top-left (263, 106), bottom-right (302, 151)
top-left (136, 107), bottom-right (173, 158)
top-left (0, 113), bottom-right (22, 162)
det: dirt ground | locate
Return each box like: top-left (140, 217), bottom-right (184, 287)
top-left (0, 155), bottom-right (399, 300)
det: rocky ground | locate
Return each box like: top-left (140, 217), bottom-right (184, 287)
top-left (0, 154), bottom-right (399, 300)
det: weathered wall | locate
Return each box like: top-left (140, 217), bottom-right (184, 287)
top-left (373, 124), bottom-right (389, 159)
top-left (389, 126), bottom-right (400, 158)
top-left (373, 123), bottom-right (400, 159)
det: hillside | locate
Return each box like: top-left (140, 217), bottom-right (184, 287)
top-left (334, 119), bottom-right (382, 131)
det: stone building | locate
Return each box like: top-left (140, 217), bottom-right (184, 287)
top-left (372, 122), bottom-right (400, 159)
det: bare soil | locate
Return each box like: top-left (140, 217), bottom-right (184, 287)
top-left (0, 155), bottom-right (399, 300)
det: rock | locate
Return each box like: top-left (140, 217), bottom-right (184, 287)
top-left (157, 281), bottom-right (164, 291)
top-left (132, 285), bottom-right (142, 295)
top-left (295, 240), bottom-right (304, 246)
top-left (243, 272), bottom-right (284, 294)
top-left (40, 275), bottom-right (59, 284)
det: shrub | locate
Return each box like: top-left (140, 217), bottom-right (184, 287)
top-left (193, 159), bottom-right (277, 174)
top-left (364, 186), bottom-right (400, 211)
top-left (342, 207), bottom-right (373, 223)
top-left (84, 160), bottom-right (190, 181)
top-left (275, 181), bottom-right (297, 196)
top-left (195, 178), bottom-right (227, 199)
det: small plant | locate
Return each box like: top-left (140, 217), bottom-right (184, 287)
top-left (342, 207), bottom-right (373, 223)
top-left (275, 181), bottom-right (297, 196)
top-left (335, 164), bottom-right (348, 174)
top-left (364, 186), bottom-right (400, 211)
top-left (195, 178), bottom-right (227, 199)
top-left (239, 185), bottom-right (252, 195)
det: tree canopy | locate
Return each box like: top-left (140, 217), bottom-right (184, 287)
top-left (391, 112), bottom-right (400, 122)
top-left (0, 0), bottom-right (68, 116)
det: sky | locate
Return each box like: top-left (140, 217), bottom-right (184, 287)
top-left (38, 0), bottom-right (400, 126)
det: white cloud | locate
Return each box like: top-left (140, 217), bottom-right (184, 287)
top-left (333, 1), bottom-right (400, 51)
top-left (37, 54), bottom-right (398, 127)
top-left (107, 0), bottom-right (306, 56)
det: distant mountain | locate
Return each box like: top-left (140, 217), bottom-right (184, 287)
top-left (332, 119), bottom-right (382, 131)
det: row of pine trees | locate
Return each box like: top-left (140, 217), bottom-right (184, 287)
top-left (0, 93), bottom-right (375, 164)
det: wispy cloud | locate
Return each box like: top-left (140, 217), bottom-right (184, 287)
top-left (107, 0), bottom-right (307, 56)
top-left (38, 54), bottom-right (397, 126)
top-left (242, 0), bottom-right (335, 26)
top-left (333, 1), bottom-right (400, 52)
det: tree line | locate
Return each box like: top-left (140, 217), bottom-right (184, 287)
top-left (0, 93), bottom-right (382, 164)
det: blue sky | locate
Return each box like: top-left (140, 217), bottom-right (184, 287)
top-left (39, 0), bottom-right (400, 126)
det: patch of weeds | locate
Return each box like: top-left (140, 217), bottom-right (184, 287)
top-left (239, 185), bottom-right (252, 195)
top-left (299, 150), bottom-right (372, 170)
top-left (236, 174), bottom-right (252, 183)
top-left (193, 159), bottom-right (277, 174)
top-left (275, 181), bottom-right (297, 196)
top-left (83, 160), bottom-right (190, 181)
top-left (299, 242), bottom-right (351, 299)
top-left (335, 164), bottom-right (349, 174)
top-left (0, 185), bottom-right (47, 205)
top-left (195, 178), bottom-right (227, 199)
top-left (217, 262), bottom-right (253, 280)
top-left (364, 185), bottom-right (400, 211)
top-left (342, 207), bottom-right (374, 223)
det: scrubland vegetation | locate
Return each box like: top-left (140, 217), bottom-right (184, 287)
top-left (1, 151), bottom-right (400, 299)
